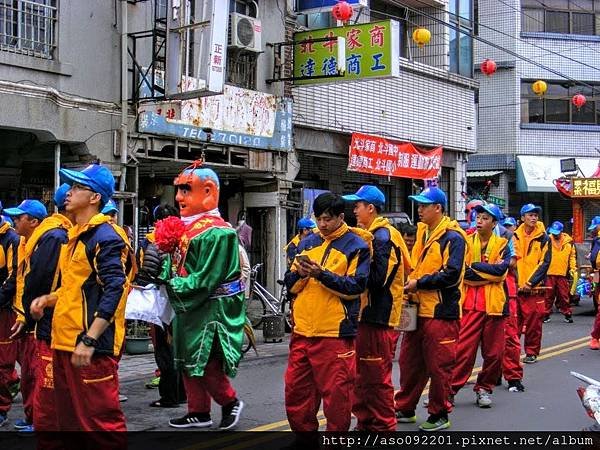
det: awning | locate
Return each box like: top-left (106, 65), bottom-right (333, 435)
top-left (467, 170), bottom-right (503, 178)
top-left (516, 155), bottom-right (600, 192)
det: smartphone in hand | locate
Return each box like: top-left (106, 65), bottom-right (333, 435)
top-left (295, 254), bottom-right (312, 265)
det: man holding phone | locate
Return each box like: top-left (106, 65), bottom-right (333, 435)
top-left (284, 192), bottom-right (372, 432)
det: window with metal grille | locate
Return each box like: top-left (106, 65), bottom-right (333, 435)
top-left (521, 80), bottom-right (600, 125)
top-left (0, 0), bottom-right (57, 59)
top-left (521, 0), bottom-right (598, 36)
top-left (226, 51), bottom-right (257, 90)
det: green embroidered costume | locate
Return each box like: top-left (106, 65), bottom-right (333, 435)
top-left (165, 215), bottom-right (245, 378)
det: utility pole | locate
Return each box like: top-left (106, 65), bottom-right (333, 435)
top-left (119, 0), bottom-right (128, 226)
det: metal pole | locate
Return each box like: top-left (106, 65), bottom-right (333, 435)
top-left (118, 0), bottom-right (128, 226)
top-left (54, 143), bottom-right (60, 213)
top-left (133, 165), bottom-right (139, 251)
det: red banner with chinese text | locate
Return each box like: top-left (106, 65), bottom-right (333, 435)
top-left (348, 133), bottom-right (443, 180)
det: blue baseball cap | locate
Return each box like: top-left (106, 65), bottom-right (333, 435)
top-left (409, 187), bottom-right (447, 208)
top-left (1, 215), bottom-right (13, 227)
top-left (502, 217), bottom-right (517, 227)
top-left (588, 216), bottom-right (600, 231)
top-left (4, 200), bottom-right (48, 220)
top-left (547, 221), bottom-right (563, 236)
top-left (101, 199), bottom-right (118, 215)
top-left (473, 203), bottom-right (504, 221)
top-left (54, 183), bottom-right (70, 210)
top-left (297, 217), bottom-right (316, 229)
top-left (342, 185), bottom-right (385, 207)
top-left (520, 203), bottom-right (542, 216)
top-left (59, 164), bottom-right (115, 206)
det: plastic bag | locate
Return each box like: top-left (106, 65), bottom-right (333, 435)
top-left (125, 284), bottom-right (175, 328)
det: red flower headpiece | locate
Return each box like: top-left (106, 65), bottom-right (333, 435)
top-left (154, 216), bottom-right (186, 254)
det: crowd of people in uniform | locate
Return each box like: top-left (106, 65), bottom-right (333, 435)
top-left (283, 184), bottom-right (596, 434)
top-left (0, 160), bottom-right (599, 438)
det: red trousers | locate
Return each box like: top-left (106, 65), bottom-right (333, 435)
top-left (33, 340), bottom-right (58, 431)
top-left (0, 309), bottom-right (36, 423)
top-left (452, 311), bottom-right (504, 394)
top-left (591, 294), bottom-right (600, 340)
top-left (352, 323), bottom-right (398, 431)
top-left (52, 349), bottom-right (125, 431)
top-left (285, 333), bottom-right (356, 431)
top-left (0, 309), bottom-right (19, 414)
top-left (518, 294), bottom-right (545, 356)
top-left (503, 297), bottom-right (523, 381)
top-left (182, 357), bottom-right (237, 414)
top-left (394, 318), bottom-right (459, 416)
top-left (545, 275), bottom-right (571, 316)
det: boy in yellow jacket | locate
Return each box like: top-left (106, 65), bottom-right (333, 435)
top-left (451, 203), bottom-right (510, 408)
top-left (543, 221), bottom-right (576, 323)
top-left (513, 204), bottom-right (551, 364)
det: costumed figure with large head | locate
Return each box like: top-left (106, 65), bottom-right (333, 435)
top-left (154, 161), bottom-right (245, 429)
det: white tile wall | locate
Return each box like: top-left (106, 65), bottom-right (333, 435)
top-left (293, 61), bottom-right (477, 152)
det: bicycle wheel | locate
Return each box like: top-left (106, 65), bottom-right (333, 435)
top-left (246, 291), bottom-right (266, 329)
top-left (279, 286), bottom-right (293, 332)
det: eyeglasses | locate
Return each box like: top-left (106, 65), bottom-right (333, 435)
top-left (71, 183), bottom-right (94, 193)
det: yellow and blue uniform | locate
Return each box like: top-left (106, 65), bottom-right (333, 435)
top-left (285, 222), bottom-right (372, 338)
top-left (13, 214), bottom-right (71, 341)
top-left (51, 214), bottom-right (136, 356)
top-left (360, 216), bottom-right (412, 327)
top-left (409, 216), bottom-right (468, 319)
top-left (513, 221), bottom-right (552, 288)
top-left (548, 234), bottom-right (576, 278)
top-left (463, 232), bottom-right (511, 315)
top-left (0, 221), bottom-right (19, 309)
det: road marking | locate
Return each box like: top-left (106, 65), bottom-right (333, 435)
top-left (176, 336), bottom-right (592, 448)
top-left (243, 335), bottom-right (590, 436)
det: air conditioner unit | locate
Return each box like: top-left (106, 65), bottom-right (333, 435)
top-left (229, 12), bottom-right (262, 52)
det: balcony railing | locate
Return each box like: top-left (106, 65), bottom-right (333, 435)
top-left (0, 0), bottom-right (57, 59)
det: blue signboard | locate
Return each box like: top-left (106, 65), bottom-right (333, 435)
top-left (297, 0), bottom-right (368, 13)
top-left (138, 99), bottom-right (293, 152)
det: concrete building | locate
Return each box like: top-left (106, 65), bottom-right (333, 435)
top-left (291, 0), bottom-right (478, 221)
top-left (470, 0), bottom-right (600, 228)
top-left (0, 0), bottom-right (294, 291)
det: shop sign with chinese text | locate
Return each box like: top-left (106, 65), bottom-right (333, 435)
top-left (348, 133), bottom-right (442, 180)
top-left (572, 178), bottom-right (600, 198)
top-left (293, 20), bottom-right (399, 85)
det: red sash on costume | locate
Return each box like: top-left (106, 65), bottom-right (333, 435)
top-left (176, 215), bottom-right (232, 276)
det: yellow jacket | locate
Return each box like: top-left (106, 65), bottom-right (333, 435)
top-left (284, 222), bottom-right (372, 338)
top-left (463, 232), bottom-right (511, 316)
top-left (513, 222), bottom-right (552, 288)
top-left (409, 216), bottom-right (468, 319)
top-left (51, 214), bottom-right (136, 356)
top-left (547, 233), bottom-right (576, 278)
top-left (359, 217), bottom-right (412, 327)
top-left (14, 214), bottom-right (71, 337)
top-left (0, 222), bottom-right (19, 309)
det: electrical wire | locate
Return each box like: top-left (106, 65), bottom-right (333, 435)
top-left (373, 0), bottom-right (600, 95)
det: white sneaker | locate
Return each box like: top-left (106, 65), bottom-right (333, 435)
top-left (476, 389), bottom-right (492, 408)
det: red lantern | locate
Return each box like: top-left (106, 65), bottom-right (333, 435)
top-left (332, 1), bottom-right (353, 23)
top-left (480, 59), bottom-right (497, 76)
top-left (572, 94), bottom-right (587, 110)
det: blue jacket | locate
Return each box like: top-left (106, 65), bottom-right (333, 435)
top-left (52, 214), bottom-right (136, 356)
top-left (0, 222), bottom-right (20, 310)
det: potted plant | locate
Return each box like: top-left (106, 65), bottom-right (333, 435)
top-left (125, 320), bottom-right (152, 354)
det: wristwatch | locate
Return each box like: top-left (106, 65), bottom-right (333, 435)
top-left (81, 335), bottom-right (98, 348)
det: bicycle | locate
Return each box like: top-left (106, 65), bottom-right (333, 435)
top-left (245, 263), bottom-right (292, 331)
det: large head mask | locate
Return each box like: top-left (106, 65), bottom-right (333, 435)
top-left (173, 164), bottom-right (220, 217)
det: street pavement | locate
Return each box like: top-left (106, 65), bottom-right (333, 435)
top-left (2, 298), bottom-right (600, 436)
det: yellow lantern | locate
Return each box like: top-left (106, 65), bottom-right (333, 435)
top-left (412, 28), bottom-right (431, 48)
top-left (531, 80), bottom-right (547, 97)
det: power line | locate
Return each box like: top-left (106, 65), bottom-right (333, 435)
top-left (380, 0), bottom-right (600, 95)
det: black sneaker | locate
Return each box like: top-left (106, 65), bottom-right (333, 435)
top-left (219, 399), bottom-right (244, 430)
top-left (564, 315), bottom-right (574, 323)
top-left (508, 380), bottom-right (525, 392)
top-left (169, 413), bottom-right (213, 428)
top-left (523, 354), bottom-right (537, 364)
top-left (543, 316), bottom-right (551, 323)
